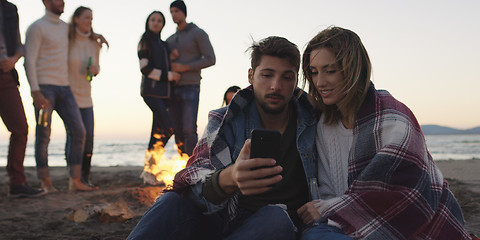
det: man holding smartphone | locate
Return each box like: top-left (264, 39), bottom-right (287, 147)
top-left (128, 36), bottom-right (317, 240)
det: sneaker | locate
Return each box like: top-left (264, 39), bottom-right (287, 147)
top-left (8, 183), bottom-right (47, 198)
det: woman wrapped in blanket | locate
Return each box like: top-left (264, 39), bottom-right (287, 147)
top-left (297, 26), bottom-right (470, 240)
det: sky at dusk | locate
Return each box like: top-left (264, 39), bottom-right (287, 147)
top-left (1, 0), bottom-right (479, 142)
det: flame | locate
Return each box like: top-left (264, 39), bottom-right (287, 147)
top-left (141, 138), bottom-right (189, 188)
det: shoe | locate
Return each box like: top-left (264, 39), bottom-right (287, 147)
top-left (8, 183), bottom-right (47, 198)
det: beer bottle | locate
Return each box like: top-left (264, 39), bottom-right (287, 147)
top-left (86, 57), bottom-right (93, 82)
top-left (38, 108), bottom-right (49, 127)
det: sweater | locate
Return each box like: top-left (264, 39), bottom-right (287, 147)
top-left (24, 10), bottom-right (69, 92)
top-left (68, 29), bottom-right (100, 108)
top-left (316, 114), bottom-right (353, 200)
top-left (166, 23), bottom-right (215, 86)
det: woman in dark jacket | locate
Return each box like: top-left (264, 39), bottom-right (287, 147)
top-left (137, 11), bottom-right (180, 156)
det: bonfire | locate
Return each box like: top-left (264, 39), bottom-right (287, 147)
top-left (140, 136), bottom-right (189, 188)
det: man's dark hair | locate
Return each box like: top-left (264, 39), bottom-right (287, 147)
top-left (170, 0), bottom-right (187, 17)
top-left (248, 36), bottom-right (300, 73)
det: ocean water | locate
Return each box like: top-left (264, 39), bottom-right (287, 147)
top-left (1, 134), bottom-right (479, 167)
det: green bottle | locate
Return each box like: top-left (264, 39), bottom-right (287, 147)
top-left (86, 56), bottom-right (93, 82)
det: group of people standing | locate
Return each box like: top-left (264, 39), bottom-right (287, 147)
top-left (138, 0), bottom-right (215, 157)
top-left (1, 0), bottom-right (216, 197)
top-left (1, 0), bottom-right (106, 197)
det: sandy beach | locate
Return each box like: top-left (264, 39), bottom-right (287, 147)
top-left (0, 160), bottom-right (479, 239)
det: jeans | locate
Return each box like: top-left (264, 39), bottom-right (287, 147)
top-left (35, 85), bottom-right (86, 179)
top-left (169, 85), bottom-right (200, 156)
top-left (300, 222), bottom-right (353, 240)
top-left (0, 72), bottom-right (28, 187)
top-left (127, 192), bottom-right (296, 240)
top-left (143, 96), bottom-right (174, 150)
top-left (79, 107), bottom-right (94, 181)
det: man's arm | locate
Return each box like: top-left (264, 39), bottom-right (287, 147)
top-left (24, 23), bottom-right (49, 109)
top-left (171, 28), bottom-right (215, 72)
top-left (24, 23), bottom-right (42, 92)
top-left (0, 15), bottom-right (23, 73)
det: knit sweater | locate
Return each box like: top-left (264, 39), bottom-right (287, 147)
top-left (68, 29), bottom-right (100, 108)
top-left (316, 114), bottom-right (353, 200)
top-left (24, 10), bottom-right (69, 92)
top-left (166, 23), bottom-right (215, 86)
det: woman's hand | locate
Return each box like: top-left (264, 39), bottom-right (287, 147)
top-left (297, 200), bottom-right (322, 224)
top-left (297, 199), bottom-right (335, 224)
top-left (89, 65), bottom-right (100, 76)
top-left (97, 34), bottom-right (109, 48)
top-left (168, 71), bottom-right (181, 83)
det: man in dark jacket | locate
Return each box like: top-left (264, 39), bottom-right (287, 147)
top-left (0, 0), bottom-right (45, 198)
top-left (166, 0), bottom-right (216, 156)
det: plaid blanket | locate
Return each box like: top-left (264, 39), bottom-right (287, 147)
top-left (320, 83), bottom-right (470, 239)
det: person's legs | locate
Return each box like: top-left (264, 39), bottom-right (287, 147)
top-left (54, 86), bottom-right (93, 191)
top-left (300, 222), bottom-right (353, 240)
top-left (177, 85), bottom-right (200, 156)
top-left (147, 117), bottom-right (160, 150)
top-left (169, 90), bottom-right (185, 154)
top-left (55, 86), bottom-right (86, 178)
top-left (226, 205), bottom-right (296, 240)
top-left (143, 97), bottom-right (174, 150)
top-left (79, 107), bottom-right (94, 183)
top-left (34, 85), bottom-right (56, 182)
top-left (127, 192), bottom-right (224, 240)
top-left (0, 73), bottom-right (28, 187)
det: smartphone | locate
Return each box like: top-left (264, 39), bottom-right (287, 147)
top-left (250, 129), bottom-right (281, 161)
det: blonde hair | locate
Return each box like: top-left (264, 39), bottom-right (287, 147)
top-left (302, 26), bottom-right (371, 126)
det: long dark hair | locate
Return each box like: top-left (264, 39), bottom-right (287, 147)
top-left (138, 11), bottom-right (166, 56)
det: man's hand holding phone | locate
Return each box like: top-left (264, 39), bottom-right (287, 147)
top-left (218, 139), bottom-right (283, 196)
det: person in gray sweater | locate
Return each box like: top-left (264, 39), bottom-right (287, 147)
top-left (166, 0), bottom-right (215, 156)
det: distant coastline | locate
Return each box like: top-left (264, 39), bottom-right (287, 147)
top-left (421, 124), bottom-right (480, 135)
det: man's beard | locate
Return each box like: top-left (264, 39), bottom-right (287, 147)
top-left (259, 101), bottom-right (287, 115)
top-left (51, 4), bottom-right (64, 15)
top-left (52, 9), bottom-right (63, 15)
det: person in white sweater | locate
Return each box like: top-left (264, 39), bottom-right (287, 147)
top-left (67, 6), bottom-right (107, 188)
top-left (24, 0), bottom-right (94, 193)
